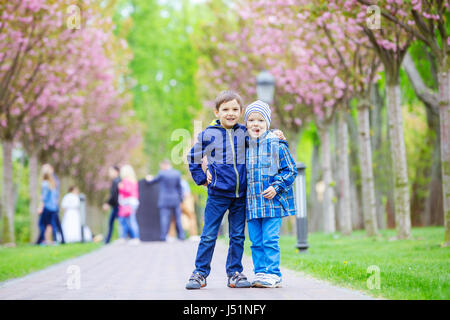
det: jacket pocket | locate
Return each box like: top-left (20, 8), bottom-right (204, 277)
top-left (211, 165), bottom-right (234, 192)
top-left (261, 151), bottom-right (279, 176)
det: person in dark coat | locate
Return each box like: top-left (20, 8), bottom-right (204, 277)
top-left (103, 165), bottom-right (121, 244)
top-left (148, 159), bottom-right (185, 241)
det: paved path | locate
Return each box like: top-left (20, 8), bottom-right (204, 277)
top-left (0, 240), bottom-right (374, 300)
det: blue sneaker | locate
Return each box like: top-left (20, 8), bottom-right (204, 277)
top-left (186, 272), bottom-right (207, 290)
top-left (227, 272), bottom-right (251, 288)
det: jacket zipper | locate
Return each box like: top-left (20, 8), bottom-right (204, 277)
top-left (213, 167), bottom-right (217, 188)
top-left (227, 129), bottom-right (239, 197)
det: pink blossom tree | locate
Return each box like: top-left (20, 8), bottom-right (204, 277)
top-left (0, 0), bottom-right (142, 243)
top-left (233, 0), bottom-right (384, 235)
top-left (0, 0), bottom-right (84, 243)
top-left (331, 0), bottom-right (415, 239)
top-left (357, 0), bottom-right (450, 245)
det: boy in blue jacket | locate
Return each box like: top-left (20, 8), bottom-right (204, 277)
top-left (186, 90), bottom-right (251, 289)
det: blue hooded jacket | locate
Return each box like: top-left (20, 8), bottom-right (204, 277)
top-left (187, 120), bottom-right (247, 198)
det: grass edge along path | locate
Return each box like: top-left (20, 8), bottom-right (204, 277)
top-left (0, 242), bottom-right (102, 283)
top-left (238, 226), bottom-right (449, 300)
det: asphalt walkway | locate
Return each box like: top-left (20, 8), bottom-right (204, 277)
top-left (0, 240), bottom-right (374, 300)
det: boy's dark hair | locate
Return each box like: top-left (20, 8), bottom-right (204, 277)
top-left (214, 90), bottom-right (244, 110)
top-left (68, 185), bottom-right (76, 193)
top-left (112, 165), bottom-right (120, 173)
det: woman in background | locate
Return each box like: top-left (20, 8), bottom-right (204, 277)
top-left (117, 164), bottom-right (140, 245)
top-left (35, 165), bottom-right (59, 245)
top-left (61, 186), bottom-right (82, 242)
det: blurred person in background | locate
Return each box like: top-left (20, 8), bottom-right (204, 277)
top-left (35, 164), bottom-right (60, 245)
top-left (147, 159), bottom-right (185, 242)
top-left (61, 186), bottom-right (92, 242)
top-left (103, 165), bottom-right (121, 244)
top-left (118, 164), bottom-right (140, 245)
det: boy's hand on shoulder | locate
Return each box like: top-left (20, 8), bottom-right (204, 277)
top-left (273, 129), bottom-right (286, 141)
top-left (262, 186), bottom-right (277, 199)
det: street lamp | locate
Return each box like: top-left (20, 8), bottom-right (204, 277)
top-left (256, 69), bottom-right (275, 104)
top-left (294, 163), bottom-right (309, 252)
top-left (256, 70), bottom-right (309, 252)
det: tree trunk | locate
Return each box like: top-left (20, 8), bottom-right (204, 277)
top-left (1, 140), bottom-right (15, 244)
top-left (386, 82), bottom-right (411, 239)
top-left (346, 112), bottom-right (364, 230)
top-left (309, 143), bottom-right (322, 232)
top-left (403, 50), bottom-right (443, 227)
top-left (357, 102), bottom-right (379, 236)
top-left (28, 151), bottom-right (39, 242)
top-left (370, 83), bottom-right (386, 229)
top-left (438, 70), bottom-right (450, 245)
top-left (336, 110), bottom-right (352, 235)
top-left (319, 125), bottom-right (335, 233)
top-left (350, 177), bottom-right (363, 230)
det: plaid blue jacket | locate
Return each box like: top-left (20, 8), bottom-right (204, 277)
top-left (246, 131), bottom-right (297, 220)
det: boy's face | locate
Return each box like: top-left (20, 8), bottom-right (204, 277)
top-left (246, 112), bottom-right (267, 139)
top-left (214, 99), bottom-right (242, 129)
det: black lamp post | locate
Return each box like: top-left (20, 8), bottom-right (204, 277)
top-left (294, 163), bottom-right (309, 252)
top-left (256, 70), bottom-right (309, 252)
top-left (256, 69), bottom-right (275, 104)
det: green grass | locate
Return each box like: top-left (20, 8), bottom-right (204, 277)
top-left (0, 242), bottom-right (102, 283)
top-left (241, 226), bottom-right (450, 300)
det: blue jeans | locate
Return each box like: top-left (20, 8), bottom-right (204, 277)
top-left (105, 206), bottom-right (118, 244)
top-left (35, 208), bottom-right (58, 244)
top-left (130, 212), bottom-right (140, 239)
top-left (193, 195), bottom-right (246, 278)
top-left (51, 210), bottom-right (65, 243)
top-left (159, 206), bottom-right (185, 241)
top-left (247, 217), bottom-right (282, 277)
top-left (118, 216), bottom-right (137, 239)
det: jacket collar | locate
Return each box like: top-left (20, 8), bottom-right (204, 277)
top-left (209, 119), bottom-right (240, 130)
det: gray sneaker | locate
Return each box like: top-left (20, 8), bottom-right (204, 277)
top-left (227, 271), bottom-right (251, 288)
top-left (186, 272), bottom-right (207, 290)
top-left (251, 273), bottom-right (266, 287)
top-left (258, 274), bottom-right (282, 288)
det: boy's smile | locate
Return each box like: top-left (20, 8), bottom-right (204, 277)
top-left (214, 99), bottom-right (243, 129)
top-left (246, 112), bottom-right (268, 139)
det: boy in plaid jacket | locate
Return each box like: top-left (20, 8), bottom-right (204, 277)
top-left (244, 100), bottom-right (297, 288)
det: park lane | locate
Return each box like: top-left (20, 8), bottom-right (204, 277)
top-left (0, 240), bottom-right (374, 300)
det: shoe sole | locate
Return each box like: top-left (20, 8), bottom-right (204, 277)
top-left (186, 283), bottom-right (206, 290)
top-left (228, 283), bottom-right (251, 288)
top-left (253, 281), bottom-right (282, 288)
